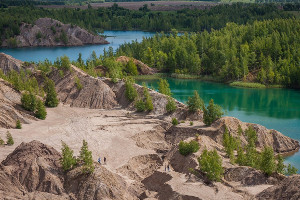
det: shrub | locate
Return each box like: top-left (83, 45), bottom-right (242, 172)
top-left (203, 99), bottom-right (224, 126)
top-left (223, 126), bottom-right (237, 162)
top-left (190, 121), bottom-right (194, 126)
top-left (135, 98), bottom-right (146, 112)
top-left (198, 149), bottom-right (223, 182)
top-left (143, 83), bottom-right (153, 111)
top-left (61, 141), bottom-right (77, 171)
top-left (166, 98), bottom-right (177, 113)
top-left (75, 76), bottom-right (83, 90)
top-left (179, 140), bottom-right (200, 156)
top-left (126, 59), bottom-right (138, 76)
top-left (158, 78), bottom-right (171, 96)
top-left (44, 79), bottom-right (59, 107)
top-left (60, 30), bottom-right (68, 44)
top-left (276, 154), bottom-right (285, 174)
top-left (36, 31), bottom-right (42, 39)
top-left (285, 164), bottom-right (298, 176)
top-left (79, 140), bottom-right (94, 174)
top-left (16, 120), bottom-right (22, 129)
top-left (125, 78), bottom-right (137, 102)
top-left (0, 137), bottom-right (4, 145)
top-left (172, 118), bottom-right (178, 125)
top-left (187, 91), bottom-right (204, 112)
top-left (6, 131), bottom-right (14, 145)
top-left (35, 99), bottom-right (47, 120)
top-left (21, 92), bottom-right (37, 112)
top-left (260, 146), bottom-right (276, 176)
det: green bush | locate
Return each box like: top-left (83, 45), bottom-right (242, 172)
top-left (190, 121), bottom-right (194, 126)
top-left (285, 164), bottom-right (298, 176)
top-left (125, 77), bottom-right (137, 102)
top-left (187, 91), bottom-right (204, 112)
top-left (35, 99), bottom-right (47, 120)
top-left (203, 99), bottom-right (224, 126)
top-left (0, 137), bottom-right (4, 145)
top-left (158, 79), bottom-right (171, 96)
top-left (21, 92), bottom-right (37, 112)
top-left (276, 154), bottom-right (285, 174)
top-left (172, 118), bottom-right (178, 125)
top-left (198, 149), bottom-right (223, 182)
top-left (260, 146), bottom-right (276, 176)
top-left (143, 83), bottom-right (153, 111)
top-left (44, 79), bottom-right (59, 107)
top-left (60, 30), bottom-right (68, 44)
top-left (16, 120), bottom-right (22, 129)
top-left (6, 131), bottom-right (14, 146)
top-left (135, 98), bottom-right (146, 112)
top-left (166, 98), bottom-right (177, 113)
top-left (179, 140), bottom-right (200, 156)
top-left (223, 126), bottom-right (237, 162)
top-left (61, 141), bottom-right (77, 171)
top-left (125, 59), bottom-right (138, 76)
top-left (75, 76), bottom-right (83, 90)
top-left (79, 140), bottom-right (94, 174)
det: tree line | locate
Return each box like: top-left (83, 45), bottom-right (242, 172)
top-left (117, 18), bottom-right (300, 88)
top-left (0, 3), bottom-right (294, 44)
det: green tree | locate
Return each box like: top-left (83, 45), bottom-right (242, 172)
top-left (198, 149), bottom-right (224, 182)
top-left (21, 92), bottom-right (37, 112)
top-left (6, 131), bottom-right (14, 145)
top-left (236, 140), bottom-right (246, 165)
top-left (0, 137), bottom-right (4, 145)
top-left (223, 126), bottom-right (236, 162)
top-left (187, 91), bottom-right (204, 112)
top-left (35, 99), bottom-right (47, 120)
top-left (16, 120), bottom-right (22, 129)
top-left (126, 59), bottom-right (138, 76)
top-left (61, 141), bottom-right (77, 171)
top-left (125, 77), bottom-right (137, 102)
top-left (158, 79), bottom-right (171, 96)
top-left (276, 154), bottom-right (285, 174)
top-left (179, 140), bottom-right (200, 156)
top-left (285, 164), bottom-right (298, 176)
top-left (79, 140), bottom-right (94, 174)
top-left (143, 83), bottom-right (153, 111)
top-left (135, 98), bottom-right (146, 112)
top-left (166, 97), bottom-right (177, 113)
top-left (44, 79), bottom-right (59, 107)
top-left (172, 117), bottom-right (179, 125)
top-left (203, 99), bottom-right (224, 126)
top-left (260, 146), bottom-right (276, 176)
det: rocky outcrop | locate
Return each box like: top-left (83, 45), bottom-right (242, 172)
top-left (0, 53), bottom-right (24, 74)
top-left (0, 79), bottom-right (34, 128)
top-left (116, 56), bottom-right (157, 75)
top-left (48, 66), bottom-right (118, 109)
top-left (1, 18), bottom-right (108, 48)
top-left (256, 175), bottom-right (300, 200)
top-left (0, 140), bottom-right (136, 200)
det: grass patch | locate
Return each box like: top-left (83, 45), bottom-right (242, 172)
top-left (134, 73), bottom-right (167, 80)
top-left (230, 81), bottom-right (266, 88)
top-left (170, 73), bottom-right (200, 79)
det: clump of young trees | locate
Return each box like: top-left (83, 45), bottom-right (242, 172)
top-left (157, 79), bottom-right (177, 113)
top-left (60, 140), bottom-right (94, 174)
top-left (187, 91), bottom-right (204, 112)
top-left (21, 92), bottom-right (47, 120)
top-left (179, 140), bottom-right (200, 156)
top-left (203, 99), bottom-right (224, 126)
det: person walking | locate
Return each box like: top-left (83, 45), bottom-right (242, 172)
top-left (104, 157), bottom-right (106, 164)
top-left (98, 157), bottom-right (101, 165)
top-left (167, 164), bottom-right (170, 172)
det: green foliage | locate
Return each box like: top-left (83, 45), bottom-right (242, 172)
top-left (35, 99), bottom-right (47, 120)
top-left (190, 121), bottom-right (194, 126)
top-left (125, 77), bottom-right (137, 102)
top-left (21, 92), bottom-right (37, 112)
top-left (285, 164), bottom-right (298, 176)
top-left (61, 141), bottom-right (77, 172)
top-left (230, 81), bottom-right (266, 89)
top-left (223, 126), bottom-right (237, 163)
top-left (198, 149), bottom-right (224, 182)
top-left (203, 99), bottom-right (224, 126)
top-left (79, 140), bottom-right (94, 174)
top-left (55, 55), bottom-right (71, 71)
top-left (44, 79), bottom-right (59, 107)
top-left (0, 137), bottom-right (4, 145)
top-left (158, 79), bottom-right (171, 96)
top-left (236, 139), bottom-right (246, 165)
top-left (179, 140), bottom-right (200, 156)
top-left (172, 118), bottom-right (178, 126)
top-left (187, 91), bottom-right (204, 112)
top-left (60, 30), bottom-right (68, 44)
top-left (135, 98), bottom-right (146, 112)
top-left (143, 83), bottom-right (153, 111)
top-left (166, 98), bottom-right (177, 113)
top-left (276, 154), bottom-right (285, 174)
top-left (16, 120), bottom-right (22, 129)
top-left (260, 146), bottom-right (276, 176)
top-left (36, 31), bottom-right (42, 39)
top-left (6, 131), bottom-right (14, 146)
top-left (125, 59), bottom-right (138, 76)
top-left (75, 76), bottom-right (83, 90)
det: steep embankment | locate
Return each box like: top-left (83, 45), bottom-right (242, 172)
top-left (1, 18), bottom-right (108, 48)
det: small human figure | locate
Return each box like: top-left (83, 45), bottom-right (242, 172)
top-left (98, 157), bottom-right (101, 165)
top-left (167, 164), bottom-right (170, 172)
top-left (104, 157), bottom-right (106, 164)
top-left (165, 164), bottom-right (167, 172)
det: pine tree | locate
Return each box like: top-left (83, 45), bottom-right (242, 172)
top-left (260, 146), bottom-right (276, 176)
top-left (16, 120), bottom-right (22, 129)
top-left (166, 97), bottom-right (177, 112)
top-left (158, 79), bottom-right (171, 96)
top-left (35, 99), bottom-right (47, 120)
top-left (203, 99), bottom-right (224, 126)
top-left (21, 92), bottom-right (37, 112)
top-left (126, 59), bottom-right (138, 76)
top-left (276, 154), bottom-right (285, 174)
top-left (125, 77), bottom-right (137, 101)
top-left (285, 164), bottom-right (298, 176)
top-left (0, 137), bottom-right (4, 145)
top-left (60, 141), bottom-right (77, 171)
top-left (236, 140), bottom-right (245, 165)
top-left (79, 140), bottom-right (94, 174)
top-left (223, 126), bottom-right (236, 162)
top-left (143, 83), bottom-right (153, 111)
top-left (187, 91), bottom-right (204, 112)
top-left (6, 131), bottom-right (14, 145)
top-left (44, 79), bottom-right (59, 107)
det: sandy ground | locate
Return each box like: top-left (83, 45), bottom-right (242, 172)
top-left (0, 104), bottom-right (161, 170)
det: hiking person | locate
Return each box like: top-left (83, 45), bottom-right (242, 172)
top-left (167, 164), bottom-right (170, 172)
top-left (104, 157), bottom-right (106, 164)
top-left (98, 157), bottom-right (101, 165)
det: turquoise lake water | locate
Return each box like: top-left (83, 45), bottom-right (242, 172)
top-left (1, 30), bottom-right (299, 172)
top-left (137, 78), bottom-right (300, 172)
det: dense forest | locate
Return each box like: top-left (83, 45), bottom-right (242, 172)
top-left (117, 19), bottom-right (300, 88)
top-left (0, 3), bottom-right (295, 42)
